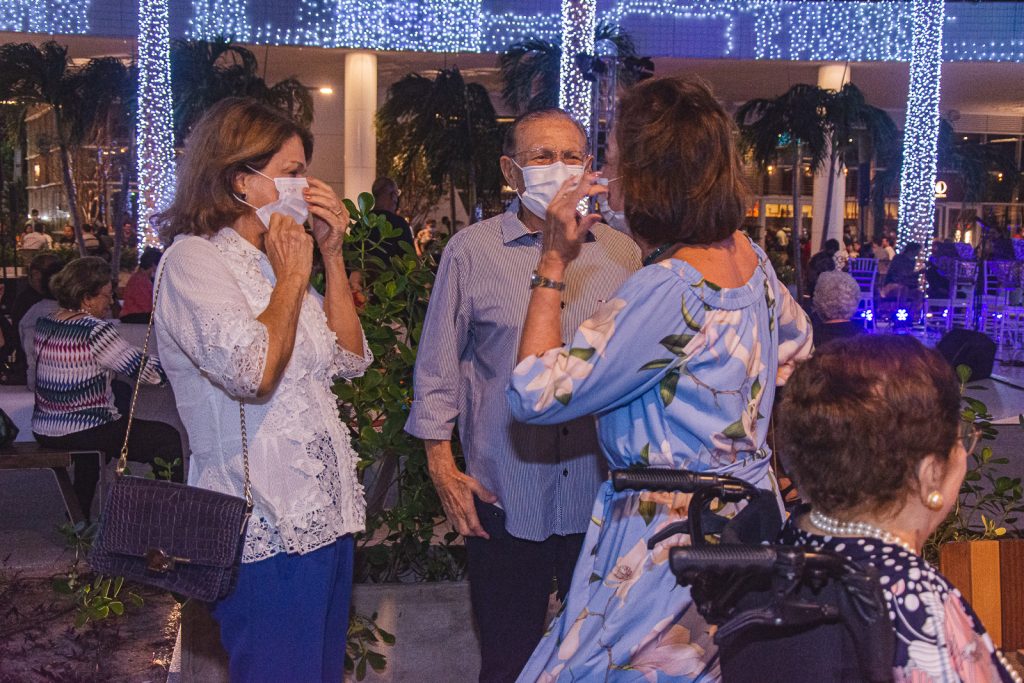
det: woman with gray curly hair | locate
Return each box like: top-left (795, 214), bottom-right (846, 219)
top-left (812, 270), bottom-right (863, 347)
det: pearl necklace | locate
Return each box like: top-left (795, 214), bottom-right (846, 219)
top-left (810, 510), bottom-right (918, 556)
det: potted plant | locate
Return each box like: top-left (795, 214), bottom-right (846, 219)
top-left (334, 194), bottom-right (479, 682)
top-left (927, 366), bottom-right (1024, 652)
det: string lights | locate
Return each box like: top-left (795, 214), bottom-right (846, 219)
top-left (896, 0), bottom-right (944, 262)
top-left (136, 0), bottom-right (176, 248)
top-left (559, 0), bottom-right (596, 133)
top-left (0, 0), bottom-right (89, 33)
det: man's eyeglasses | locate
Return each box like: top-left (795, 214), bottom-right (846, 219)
top-left (511, 148), bottom-right (587, 166)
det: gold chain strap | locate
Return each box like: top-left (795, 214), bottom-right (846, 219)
top-left (118, 259), bottom-right (253, 511)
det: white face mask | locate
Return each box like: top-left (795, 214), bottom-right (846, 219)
top-left (595, 177), bottom-right (629, 234)
top-left (512, 161), bottom-right (584, 220)
top-left (237, 166), bottom-right (309, 230)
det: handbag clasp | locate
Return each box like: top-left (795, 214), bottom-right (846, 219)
top-left (145, 548), bottom-right (190, 573)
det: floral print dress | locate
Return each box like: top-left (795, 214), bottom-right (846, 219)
top-left (780, 522), bottom-right (1018, 682)
top-left (507, 245), bottom-right (813, 682)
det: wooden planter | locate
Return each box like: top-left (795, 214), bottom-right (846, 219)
top-left (939, 539), bottom-right (1024, 650)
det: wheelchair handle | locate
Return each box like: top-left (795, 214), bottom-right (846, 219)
top-left (611, 468), bottom-right (756, 496)
top-left (670, 545), bottom-right (780, 575)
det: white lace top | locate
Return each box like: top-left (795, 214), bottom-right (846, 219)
top-left (154, 228), bottom-right (372, 562)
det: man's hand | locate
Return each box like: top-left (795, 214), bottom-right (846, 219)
top-left (425, 440), bottom-right (497, 539)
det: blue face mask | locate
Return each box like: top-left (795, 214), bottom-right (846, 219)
top-left (236, 166), bottom-right (309, 230)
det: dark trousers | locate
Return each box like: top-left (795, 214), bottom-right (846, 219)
top-left (466, 500), bottom-right (585, 683)
top-left (35, 415), bottom-right (183, 520)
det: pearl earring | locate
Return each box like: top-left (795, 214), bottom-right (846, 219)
top-left (926, 491), bottom-right (944, 510)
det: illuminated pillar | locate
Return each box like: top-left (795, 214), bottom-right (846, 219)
top-left (897, 0), bottom-right (945, 263)
top-left (811, 64), bottom-right (851, 251)
top-left (558, 0), bottom-right (596, 133)
top-left (343, 51), bottom-right (378, 201)
top-left (136, 0), bottom-right (176, 248)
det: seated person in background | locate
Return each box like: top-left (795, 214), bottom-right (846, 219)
top-left (58, 225), bottom-right (75, 245)
top-left (119, 247), bottom-right (162, 324)
top-left (18, 255), bottom-right (63, 391)
top-left (32, 257), bottom-right (182, 520)
top-left (80, 223), bottom-right (101, 254)
top-left (881, 242), bottom-right (924, 301)
top-left (811, 270), bottom-right (863, 347)
top-left (806, 238), bottom-right (840, 296)
top-left (776, 335), bottom-right (1017, 682)
top-left (367, 176), bottom-right (414, 263)
top-left (833, 237), bottom-right (849, 271)
top-left (21, 223), bottom-right (53, 250)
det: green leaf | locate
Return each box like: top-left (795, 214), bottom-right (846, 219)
top-left (659, 334), bottom-right (694, 355)
top-left (556, 391), bottom-right (572, 406)
top-left (660, 369), bottom-right (680, 407)
top-left (589, 572), bottom-right (602, 584)
top-left (638, 500), bottom-right (657, 525)
top-left (681, 297), bottom-right (701, 331)
top-left (109, 601), bottom-right (124, 616)
top-left (640, 443), bottom-right (650, 465)
top-left (957, 364), bottom-right (972, 384)
top-left (721, 419), bottom-right (747, 440)
top-left (569, 347), bottom-right (595, 361)
top-left (640, 358), bottom-right (673, 371)
top-left (357, 192), bottom-right (375, 217)
top-left (751, 378), bottom-right (762, 401)
top-left (366, 652), bottom-right (387, 671)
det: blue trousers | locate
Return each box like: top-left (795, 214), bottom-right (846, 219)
top-left (212, 536), bottom-right (354, 683)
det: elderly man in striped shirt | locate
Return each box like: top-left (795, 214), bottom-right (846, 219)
top-left (406, 109), bottom-right (640, 683)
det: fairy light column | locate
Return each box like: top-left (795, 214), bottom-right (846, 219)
top-left (896, 0), bottom-right (944, 261)
top-left (558, 0), bottom-right (596, 134)
top-left (136, 0), bottom-right (176, 248)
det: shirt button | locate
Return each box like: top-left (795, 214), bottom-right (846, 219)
top-left (560, 302), bottom-right (566, 309)
top-left (563, 468), bottom-right (569, 476)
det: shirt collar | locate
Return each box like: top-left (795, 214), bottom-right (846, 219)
top-left (499, 199), bottom-right (597, 245)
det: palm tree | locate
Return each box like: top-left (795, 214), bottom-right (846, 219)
top-left (736, 84), bottom-right (831, 300)
top-left (0, 42), bottom-right (96, 253)
top-left (819, 83), bottom-right (899, 249)
top-left (377, 67), bottom-right (501, 232)
top-left (500, 22), bottom-right (650, 116)
top-left (170, 39), bottom-right (313, 145)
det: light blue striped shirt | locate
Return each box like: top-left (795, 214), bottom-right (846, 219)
top-left (405, 204), bottom-right (640, 541)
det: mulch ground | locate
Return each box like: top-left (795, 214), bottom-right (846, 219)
top-left (0, 570), bottom-right (179, 683)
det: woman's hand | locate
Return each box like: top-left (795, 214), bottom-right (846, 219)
top-left (265, 212), bottom-right (313, 286)
top-left (541, 164), bottom-right (607, 267)
top-left (304, 177), bottom-right (349, 259)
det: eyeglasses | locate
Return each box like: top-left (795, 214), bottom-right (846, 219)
top-left (959, 422), bottom-right (982, 457)
top-left (511, 147), bottom-right (587, 166)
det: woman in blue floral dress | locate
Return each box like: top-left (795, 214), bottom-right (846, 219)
top-left (507, 76), bottom-right (812, 681)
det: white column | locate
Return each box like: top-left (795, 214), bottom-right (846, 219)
top-left (343, 51), bottom-right (378, 201)
top-left (897, 0), bottom-right (945, 264)
top-left (136, 0), bottom-right (176, 248)
top-left (810, 63), bottom-right (850, 251)
top-left (558, 0), bottom-right (596, 133)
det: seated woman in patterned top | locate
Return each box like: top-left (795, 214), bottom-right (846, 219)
top-left (32, 257), bottom-right (183, 520)
top-left (777, 335), bottom-right (1018, 682)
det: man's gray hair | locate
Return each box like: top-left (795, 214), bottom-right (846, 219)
top-left (502, 109), bottom-right (587, 158)
top-left (813, 270), bottom-right (862, 321)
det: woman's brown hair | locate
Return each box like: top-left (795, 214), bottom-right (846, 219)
top-left (153, 97), bottom-right (314, 245)
top-left (50, 257), bottom-right (111, 310)
top-left (616, 75), bottom-right (750, 246)
top-left (777, 335), bottom-right (961, 518)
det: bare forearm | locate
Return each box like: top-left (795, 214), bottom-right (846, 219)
top-left (517, 255), bottom-right (566, 362)
top-left (323, 258), bottom-right (365, 356)
top-left (424, 439), bottom-right (457, 475)
top-left (255, 274), bottom-right (306, 396)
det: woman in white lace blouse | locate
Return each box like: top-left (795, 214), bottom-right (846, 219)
top-left (152, 98), bottom-right (372, 682)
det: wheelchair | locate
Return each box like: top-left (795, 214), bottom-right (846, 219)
top-left (611, 468), bottom-right (895, 683)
